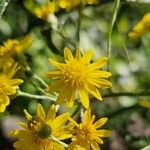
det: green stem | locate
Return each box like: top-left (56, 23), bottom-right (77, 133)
top-left (102, 91), bottom-right (150, 98)
top-left (26, 66), bottom-right (48, 88)
top-left (107, 0), bottom-right (120, 65)
top-left (76, 5), bottom-right (82, 47)
top-left (17, 90), bottom-right (56, 101)
top-left (50, 135), bottom-right (68, 148)
top-left (71, 102), bottom-right (81, 117)
top-left (56, 30), bottom-right (76, 48)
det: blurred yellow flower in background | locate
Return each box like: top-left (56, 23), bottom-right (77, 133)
top-left (0, 64), bottom-right (23, 112)
top-left (0, 35), bottom-right (32, 71)
top-left (10, 104), bottom-right (73, 150)
top-left (34, 2), bottom-right (55, 19)
top-left (57, 0), bottom-right (97, 11)
top-left (128, 12), bottom-right (150, 39)
top-left (68, 109), bottom-right (111, 150)
top-left (139, 99), bottom-right (150, 108)
top-left (45, 47), bottom-right (112, 108)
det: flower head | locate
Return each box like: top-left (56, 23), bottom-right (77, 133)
top-left (0, 64), bottom-right (23, 112)
top-left (0, 35), bottom-right (32, 70)
top-left (45, 47), bottom-right (112, 108)
top-left (34, 2), bottom-right (55, 20)
top-left (10, 104), bottom-right (73, 150)
top-left (68, 109), bottom-right (111, 150)
top-left (128, 12), bottom-right (150, 39)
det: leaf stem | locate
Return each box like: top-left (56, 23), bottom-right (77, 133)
top-left (107, 0), bottom-right (120, 65)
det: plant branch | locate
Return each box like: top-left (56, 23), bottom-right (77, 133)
top-left (50, 135), bottom-right (68, 148)
top-left (102, 91), bottom-right (150, 98)
top-left (107, 0), bottom-right (120, 65)
top-left (17, 90), bottom-right (56, 101)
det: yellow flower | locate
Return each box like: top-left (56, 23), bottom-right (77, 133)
top-left (128, 12), bottom-right (150, 39)
top-left (57, 0), bottom-right (97, 10)
top-left (34, 2), bottom-right (55, 19)
top-left (0, 64), bottom-right (23, 112)
top-left (68, 109), bottom-right (111, 150)
top-left (139, 100), bottom-right (150, 108)
top-left (0, 35), bottom-right (32, 70)
top-left (45, 47), bottom-right (112, 108)
top-left (10, 104), bottom-right (73, 150)
top-left (57, 0), bottom-right (81, 10)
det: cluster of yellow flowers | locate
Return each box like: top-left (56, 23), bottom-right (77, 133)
top-left (24, 0), bottom-right (97, 20)
top-left (0, 1), bottom-right (112, 149)
top-left (0, 36), bottom-right (32, 112)
top-left (128, 12), bottom-right (150, 39)
top-left (10, 104), bottom-right (110, 150)
top-left (8, 46), bottom-right (111, 149)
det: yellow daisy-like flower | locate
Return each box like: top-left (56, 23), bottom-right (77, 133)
top-left (68, 108), bottom-right (111, 150)
top-left (0, 35), bottom-right (32, 70)
top-left (0, 64), bottom-right (23, 112)
top-left (10, 104), bottom-right (73, 150)
top-left (57, 0), bottom-right (97, 11)
top-left (45, 47), bottom-right (112, 108)
top-left (34, 2), bottom-right (55, 20)
top-left (128, 12), bottom-right (150, 39)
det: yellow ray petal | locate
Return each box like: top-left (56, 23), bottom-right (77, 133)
top-left (66, 88), bottom-right (76, 107)
top-left (75, 48), bottom-right (81, 60)
top-left (49, 58), bottom-right (65, 69)
top-left (83, 108), bottom-right (91, 123)
top-left (24, 109), bottom-right (32, 120)
top-left (36, 104), bottom-right (46, 120)
top-left (47, 104), bottom-right (56, 122)
top-left (79, 89), bottom-right (89, 109)
top-left (97, 79), bottom-right (112, 89)
top-left (57, 86), bottom-right (73, 104)
top-left (86, 85), bottom-right (102, 100)
top-left (91, 141), bottom-right (100, 150)
top-left (95, 137), bottom-right (104, 144)
top-left (88, 57), bottom-right (108, 70)
top-left (53, 113), bottom-right (69, 129)
top-left (97, 130), bottom-right (111, 137)
top-left (81, 50), bottom-right (93, 64)
top-left (94, 118), bottom-right (108, 129)
top-left (90, 71), bottom-right (112, 78)
top-left (46, 79), bottom-right (64, 93)
top-left (64, 47), bottom-right (73, 61)
top-left (10, 130), bottom-right (29, 139)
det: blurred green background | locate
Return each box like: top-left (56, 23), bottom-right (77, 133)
top-left (0, 0), bottom-right (150, 149)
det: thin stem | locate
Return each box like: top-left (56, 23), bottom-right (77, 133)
top-left (102, 91), bottom-right (150, 98)
top-left (76, 5), bottom-right (82, 47)
top-left (107, 0), bottom-right (120, 67)
top-left (17, 90), bottom-right (56, 101)
top-left (26, 66), bottom-right (48, 88)
top-left (106, 104), bottom-right (139, 118)
top-left (56, 30), bottom-right (76, 48)
top-left (32, 74), bottom-right (48, 88)
top-left (71, 102), bottom-right (81, 117)
top-left (50, 135), bottom-right (68, 148)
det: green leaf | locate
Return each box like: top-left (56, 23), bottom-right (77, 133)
top-left (0, 0), bottom-right (9, 18)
